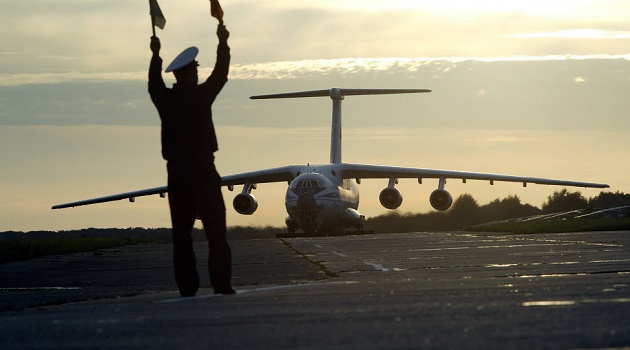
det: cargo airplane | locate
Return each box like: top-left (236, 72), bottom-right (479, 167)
top-left (53, 88), bottom-right (609, 235)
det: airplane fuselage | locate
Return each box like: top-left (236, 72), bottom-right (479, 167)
top-left (284, 165), bottom-right (362, 234)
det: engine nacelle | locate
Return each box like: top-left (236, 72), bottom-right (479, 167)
top-left (233, 193), bottom-right (258, 215)
top-left (379, 187), bottom-right (403, 210)
top-left (430, 189), bottom-right (453, 211)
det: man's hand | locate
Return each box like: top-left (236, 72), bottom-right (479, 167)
top-left (150, 36), bottom-right (161, 55)
top-left (217, 24), bottom-right (229, 42)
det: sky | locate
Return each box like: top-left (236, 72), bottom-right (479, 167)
top-left (1, 0), bottom-right (629, 232)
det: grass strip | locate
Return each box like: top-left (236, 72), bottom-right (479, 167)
top-left (0, 237), bottom-right (155, 264)
top-left (467, 218), bottom-right (630, 234)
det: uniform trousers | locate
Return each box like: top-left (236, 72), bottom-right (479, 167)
top-left (167, 158), bottom-right (232, 296)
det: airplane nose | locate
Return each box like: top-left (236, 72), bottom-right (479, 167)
top-left (297, 192), bottom-right (317, 211)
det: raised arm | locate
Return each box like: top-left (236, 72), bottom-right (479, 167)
top-left (148, 36), bottom-right (166, 99)
top-left (206, 24), bottom-right (230, 85)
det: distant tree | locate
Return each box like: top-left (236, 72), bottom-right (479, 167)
top-left (480, 195), bottom-right (541, 222)
top-left (365, 210), bottom-right (454, 233)
top-left (542, 189), bottom-right (588, 213)
top-left (588, 191), bottom-right (630, 209)
top-left (365, 211), bottom-right (409, 233)
top-left (448, 194), bottom-right (481, 228)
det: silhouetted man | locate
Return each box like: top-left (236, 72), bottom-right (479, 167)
top-left (148, 24), bottom-right (234, 296)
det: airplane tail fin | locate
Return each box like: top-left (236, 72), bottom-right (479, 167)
top-left (250, 88), bottom-right (431, 164)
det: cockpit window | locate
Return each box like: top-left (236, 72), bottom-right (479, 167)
top-left (293, 178), bottom-right (326, 195)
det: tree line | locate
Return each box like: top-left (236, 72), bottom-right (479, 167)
top-left (365, 190), bottom-right (630, 234)
top-left (0, 226), bottom-right (284, 242)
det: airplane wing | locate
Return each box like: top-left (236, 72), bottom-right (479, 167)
top-left (51, 165), bottom-right (301, 210)
top-left (340, 163), bottom-right (610, 189)
top-left (51, 186), bottom-right (168, 209)
top-left (52, 162), bottom-right (608, 210)
top-left (221, 165), bottom-right (299, 187)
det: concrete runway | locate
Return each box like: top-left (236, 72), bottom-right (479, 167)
top-left (1, 231), bottom-right (630, 349)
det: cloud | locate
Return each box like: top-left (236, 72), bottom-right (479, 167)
top-left (263, 0), bottom-right (601, 17)
top-left (0, 71), bottom-right (146, 87)
top-left (0, 1), bottom-right (151, 73)
top-left (3, 0), bottom-right (630, 76)
top-left (508, 29), bottom-right (630, 39)
top-left (2, 57), bottom-right (630, 133)
top-left (3, 54), bottom-right (630, 86)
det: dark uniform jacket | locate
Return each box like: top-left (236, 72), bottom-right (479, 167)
top-left (148, 41), bottom-right (230, 162)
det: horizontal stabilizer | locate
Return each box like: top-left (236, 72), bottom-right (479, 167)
top-left (340, 88), bottom-right (431, 96)
top-left (250, 88), bottom-right (431, 100)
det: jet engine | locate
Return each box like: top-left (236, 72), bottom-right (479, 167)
top-left (429, 189), bottom-right (453, 211)
top-left (379, 187), bottom-right (403, 210)
top-left (233, 193), bottom-right (258, 215)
